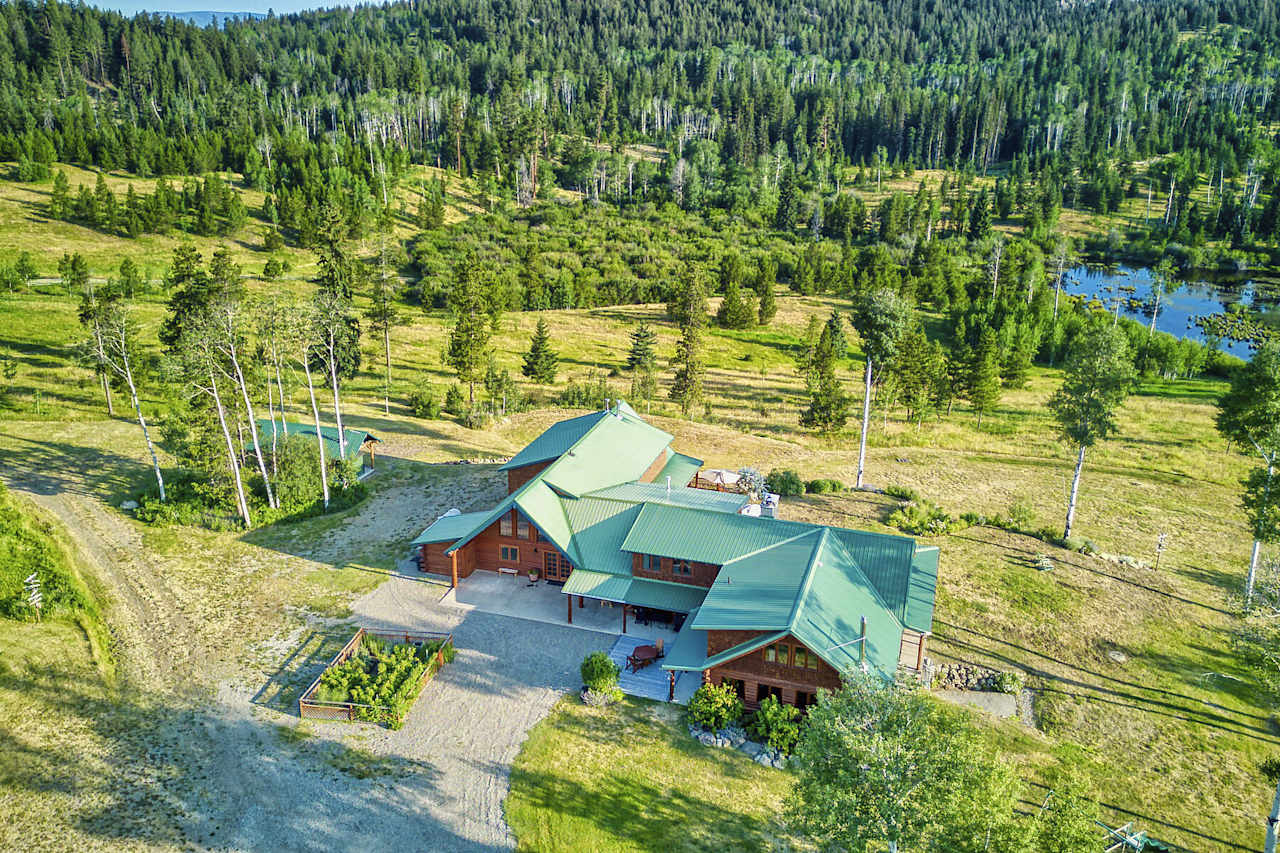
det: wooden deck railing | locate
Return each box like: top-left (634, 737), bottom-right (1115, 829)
top-left (298, 627), bottom-right (454, 722)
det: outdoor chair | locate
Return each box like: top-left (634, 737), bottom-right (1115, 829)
top-left (626, 645), bottom-right (658, 672)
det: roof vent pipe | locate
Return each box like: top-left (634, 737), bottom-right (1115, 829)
top-left (666, 476), bottom-right (671, 499)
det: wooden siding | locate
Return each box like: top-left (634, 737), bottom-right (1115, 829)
top-left (630, 552), bottom-right (719, 588)
top-left (420, 509), bottom-right (574, 581)
top-left (506, 460), bottom-right (553, 493)
top-left (706, 629), bottom-right (842, 709)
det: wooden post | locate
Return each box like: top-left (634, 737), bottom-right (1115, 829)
top-left (916, 633), bottom-right (927, 671)
top-left (578, 596), bottom-right (584, 607)
top-left (450, 551), bottom-right (458, 589)
top-left (668, 671), bottom-right (675, 702)
top-left (622, 604), bottom-right (628, 634)
top-left (567, 594), bottom-right (573, 625)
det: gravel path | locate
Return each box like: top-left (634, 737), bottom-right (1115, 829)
top-left (344, 571), bottom-right (618, 850)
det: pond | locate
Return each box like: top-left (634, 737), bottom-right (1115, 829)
top-left (1060, 265), bottom-right (1280, 360)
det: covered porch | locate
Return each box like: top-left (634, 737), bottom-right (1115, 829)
top-left (446, 570), bottom-right (685, 646)
top-left (561, 568), bottom-right (706, 637)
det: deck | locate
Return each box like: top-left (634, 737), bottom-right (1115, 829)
top-left (608, 635), bottom-right (700, 704)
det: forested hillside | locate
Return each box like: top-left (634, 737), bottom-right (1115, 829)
top-left (2, 0), bottom-right (1280, 256)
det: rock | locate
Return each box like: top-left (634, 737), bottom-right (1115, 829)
top-left (738, 741), bottom-right (764, 759)
top-left (120, 499), bottom-right (140, 510)
top-left (721, 726), bottom-right (748, 747)
top-left (1107, 650), bottom-right (1128, 664)
top-left (753, 752), bottom-right (773, 766)
top-left (697, 731), bottom-right (716, 746)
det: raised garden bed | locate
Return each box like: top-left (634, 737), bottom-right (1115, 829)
top-left (298, 627), bottom-right (455, 729)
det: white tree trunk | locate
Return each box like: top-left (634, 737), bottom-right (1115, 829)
top-left (384, 321), bottom-right (392, 415)
top-left (266, 380), bottom-right (279, 476)
top-left (211, 372), bottom-right (252, 528)
top-left (1064, 444), bottom-right (1086, 539)
top-left (327, 330), bottom-right (348, 460)
top-left (93, 326), bottom-right (114, 416)
top-left (302, 352), bottom-right (330, 509)
top-left (1249, 536), bottom-right (1262, 606)
top-left (228, 345), bottom-right (276, 509)
top-left (121, 350), bottom-right (164, 502)
top-left (857, 358), bottom-right (873, 488)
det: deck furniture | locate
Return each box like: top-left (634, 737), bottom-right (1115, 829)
top-left (626, 644), bottom-right (659, 672)
top-left (497, 566), bottom-right (518, 578)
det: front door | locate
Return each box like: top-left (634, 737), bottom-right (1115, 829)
top-left (543, 551), bottom-right (571, 582)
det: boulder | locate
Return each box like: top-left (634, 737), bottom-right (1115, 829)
top-left (120, 499), bottom-right (140, 510)
top-left (738, 741), bottom-right (764, 759)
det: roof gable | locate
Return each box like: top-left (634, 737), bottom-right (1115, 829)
top-left (499, 411), bottom-right (607, 471)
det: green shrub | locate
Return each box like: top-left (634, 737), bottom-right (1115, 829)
top-left (1005, 500), bottom-right (1036, 531)
top-left (765, 468), bottom-right (804, 497)
top-left (748, 695), bottom-right (802, 753)
top-left (408, 382), bottom-right (441, 418)
top-left (688, 682), bottom-right (744, 730)
top-left (580, 651), bottom-right (621, 692)
top-left (884, 484), bottom-right (921, 502)
top-left (557, 372), bottom-right (611, 409)
top-left (444, 384), bottom-right (465, 415)
top-left (887, 500), bottom-right (971, 536)
top-left (1259, 756), bottom-right (1280, 782)
top-left (804, 478), bottom-right (843, 494)
top-left (994, 671), bottom-right (1024, 695)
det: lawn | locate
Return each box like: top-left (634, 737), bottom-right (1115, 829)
top-left (506, 696), bottom-right (800, 852)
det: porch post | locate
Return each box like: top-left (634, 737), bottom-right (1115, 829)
top-left (622, 604), bottom-right (627, 634)
top-left (450, 551), bottom-right (458, 589)
top-left (668, 671), bottom-right (675, 702)
top-left (917, 633), bottom-right (927, 671)
top-left (567, 594), bottom-right (573, 625)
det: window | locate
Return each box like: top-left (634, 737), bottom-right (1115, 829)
top-left (673, 559), bottom-right (692, 576)
top-left (517, 516), bottom-right (531, 540)
top-left (793, 647), bottom-right (817, 670)
top-left (499, 512), bottom-right (513, 537)
top-left (643, 554), bottom-right (662, 573)
top-left (760, 683), bottom-right (785, 702)
top-left (500, 545), bottom-right (519, 562)
top-left (764, 642), bottom-right (792, 666)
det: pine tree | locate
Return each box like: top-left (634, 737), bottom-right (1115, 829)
top-left (444, 253), bottom-right (494, 404)
top-left (755, 258), bottom-right (778, 324)
top-left (775, 166), bottom-right (798, 231)
top-left (93, 172), bottom-right (116, 232)
top-left (969, 329), bottom-right (1002, 428)
top-left (522, 317), bottom-right (559, 383)
top-left (49, 170), bottom-right (70, 219)
top-left (669, 273), bottom-right (707, 416)
top-left (715, 279), bottom-right (756, 329)
top-left (968, 189), bottom-right (992, 241)
top-left (627, 324), bottom-right (658, 372)
top-left (800, 319), bottom-right (850, 431)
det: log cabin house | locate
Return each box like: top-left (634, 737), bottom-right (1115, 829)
top-left (412, 402), bottom-right (938, 709)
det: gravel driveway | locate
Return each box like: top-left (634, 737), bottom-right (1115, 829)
top-left (334, 570), bottom-right (617, 850)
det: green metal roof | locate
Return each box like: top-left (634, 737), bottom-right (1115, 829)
top-left (561, 498), bottom-right (644, 575)
top-left (582, 482), bottom-right (744, 512)
top-left (662, 607), bottom-right (710, 671)
top-left (411, 510), bottom-right (493, 545)
top-left (538, 410), bottom-right (674, 497)
top-left (499, 410), bottom-right (607, 470)
top-left (655, 450), bottom-right (703, 488)
top-left (905, 547), bottom-right (940, 633)
top-left (562, 569), bottom-right (707, 612)
top-left (691, 529), bottom-right (824, 630)
top-left (257, 419), bottom-right (377, 462)
top-left (620, 503), bottom-right (807, 564)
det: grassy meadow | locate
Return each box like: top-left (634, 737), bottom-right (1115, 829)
top-left (0, 164), bottom-right (1274, 850)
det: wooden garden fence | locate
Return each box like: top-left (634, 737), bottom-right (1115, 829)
top-left (297, 627), bottom-right (454, 721)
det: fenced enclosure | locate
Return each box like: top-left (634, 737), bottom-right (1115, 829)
top-left (298, 627), bottom-right (454, 724)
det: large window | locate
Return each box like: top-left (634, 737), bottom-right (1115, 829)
top-left (793, 647), bottom-right (818, 670)
top-left (643, 554), bottom-right (662, 573)
top-left (673, 559), bottom-right (692, 576)
top-left (500, 545), bottom-right (519, 562)
top-left (499, 512), bottom-right (513, 537)
top-left (517, 516), bottom-right (531, 540)
top-left (764, 642), bottom-right (794, 666)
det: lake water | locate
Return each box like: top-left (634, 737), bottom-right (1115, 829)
top-left (1060, 264), bottom-right (1273, 360)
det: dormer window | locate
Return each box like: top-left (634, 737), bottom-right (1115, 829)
top-left (673, 559), bottom-right (692, 576)
top-left (643, 554), bottom-right (662, 573)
